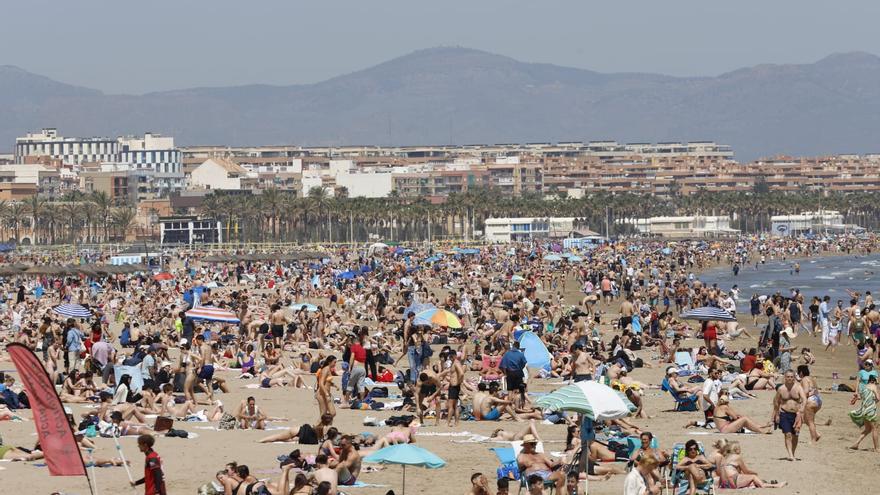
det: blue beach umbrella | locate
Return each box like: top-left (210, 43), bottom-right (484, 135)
top-left (363, 444), bottom-right (446, 494)
top-left (543, 254), bottom-right (562, 262)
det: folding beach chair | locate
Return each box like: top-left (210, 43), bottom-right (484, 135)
top-left (668, 442), bottom-right (715, 495)
top-left (490, 442), bottom-right (557, 494)
top-left (661, 377), bottom-right (699, 411)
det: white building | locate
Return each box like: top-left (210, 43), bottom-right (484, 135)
top-left (15, 128), bottom-right (118, 165)
top-left (624, 215), bottom-right (738, 238)
top-left (484, 217), bottom-right (576, 243)
top-left (770, 211), bottom-right (850, 236)
top-left (190, 158), bottom-right (248, 190)
top-left (118, 133), bottom-right (184, 193)
top-left (335, 169), bottom-right (394, 198)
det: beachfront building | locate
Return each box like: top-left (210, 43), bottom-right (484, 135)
top-left (159, 216), bottom-right (222, 245)
top-left (769, 211), bottom-right (858, 236)
top-left (484, 217), bottom-right (576, 242)
top-left (624, 215), bottom-right (738, 238)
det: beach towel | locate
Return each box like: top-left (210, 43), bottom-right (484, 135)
top-left (345, 481), bottom-right (389, 488)
top-left (451, 434), bottom-right (493, 443)
top-left (674, 351), bottom-right (696, 374)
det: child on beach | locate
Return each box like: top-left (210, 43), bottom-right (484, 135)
top-left (825, 319), bottom-right (840, 354)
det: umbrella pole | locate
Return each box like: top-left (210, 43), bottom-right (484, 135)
top-left (402, 464), bottom-right (406, 495)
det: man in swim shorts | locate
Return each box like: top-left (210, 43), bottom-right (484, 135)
top-left (772, 369), bottom-right (805, 461)
top-left (516, 435), bottom-right (565, 493)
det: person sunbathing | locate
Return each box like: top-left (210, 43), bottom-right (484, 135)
top-left (718, 440), bottom-right (787, 489)
top-left (108, 411), bottom-right (154, 436)
top-left (235, 396), bottom-right (269, 430)
top-left (686, 390), bottom-right (771, 433)
top-left (258, 412), bottom-right (334, 444)
top-left (664, 370), bottom-right (702, 396)
top-left (490, 419), bottom-right (542, 442)
top-left (258, 364), bottom-right (307, 389)
top-left (675, 440), bottom-right (714, 495)
top-left (743, 364), bottom-right (776, 391)
top-left (367, 420), bottom-right (419, 451)
top-left (629, 432), bottom-right (669, 484)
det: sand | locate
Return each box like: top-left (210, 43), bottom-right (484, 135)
top-left (1, 273), bottom-right (876, 495)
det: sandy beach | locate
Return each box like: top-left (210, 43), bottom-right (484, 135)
top-left (1, 259), bottom-right (876, 495)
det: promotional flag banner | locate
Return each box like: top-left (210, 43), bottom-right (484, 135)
top-left (6, 343), bottom-right (87, 476)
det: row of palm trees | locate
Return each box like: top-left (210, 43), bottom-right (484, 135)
top-left (3, 186), bottom-right (876, 246)
top-left (200, 186), bottom-right (880, 244)
top-left (0, 191), bottom-right (137, 245)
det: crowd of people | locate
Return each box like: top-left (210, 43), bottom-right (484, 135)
top-left (0, 235), bottom-right (878, 494)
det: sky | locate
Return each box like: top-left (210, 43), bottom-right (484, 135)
top-left (3, 0), bottom-right (880, 94)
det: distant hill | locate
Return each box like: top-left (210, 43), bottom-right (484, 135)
top-left (2, 48), bottom-right (880, 160)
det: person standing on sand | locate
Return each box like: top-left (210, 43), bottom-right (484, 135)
top-left (445, 349), bottom-right (465, 427)
top-left (131, 434), bottom-right (166, 495)
top-left (772, 370), bottom-right (805, 461)
top-left (848, 374), bottom-right (879, 452)
top-left (819, 296), bottom-right (831, 345)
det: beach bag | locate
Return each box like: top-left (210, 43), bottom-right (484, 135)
top-left (154, 416), bottom-right (174, 433)
top-left (165, 428), bottom-right (188, 438)
top-left (218, 413), bottom-right (237, 430)
top-left (297, 423), bottom-right (319, 444)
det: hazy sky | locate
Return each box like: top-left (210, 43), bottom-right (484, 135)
top-left (4, 0), bottom-right (879, 94)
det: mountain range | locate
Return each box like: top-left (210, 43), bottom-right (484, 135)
top-left (2, 47), bottom-right (880, 160)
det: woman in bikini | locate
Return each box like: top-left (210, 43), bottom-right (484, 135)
top-left (178, 342), bottom-right (198, 404)
top-left (798, 364), bottom-right (824, 442)
top-left (718, 440), bottom-right (787, 489)
top-left (368, 418), bottom-right (419, 450)
top-left (708, 389), bottom-right (772, 434)
top-left (490, 419), bottom-right (542, 442)
top-left (316, 355), bottom-right (337, 418)
top-left (108, 410), bottom-right (154, 436)
top-left (743, 362), bottom-right (776, 391)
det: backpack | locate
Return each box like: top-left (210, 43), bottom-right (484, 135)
top-left (218, 413), bottom-right (237, 430)
top-left (297, 423), bottom-right (319, 444)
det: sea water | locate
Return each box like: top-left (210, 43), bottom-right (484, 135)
top-left (700, 254), bottom-right (880, 308)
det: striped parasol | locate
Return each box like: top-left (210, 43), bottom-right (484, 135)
top-left (185, 306), bottom-right (240, 323)
top-left (53, 303), bottom-right (93, 319)
top-left (679, 306), bottom-right (736, 322)
top-left (534, 380), bottom-right (636, 420)
top-left (414, 308), bottom-right (462, 329)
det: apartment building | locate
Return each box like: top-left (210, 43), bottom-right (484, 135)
top-left (15, 128), bottom-right (118, 165)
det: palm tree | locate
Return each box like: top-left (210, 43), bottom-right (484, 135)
top-left (61, 202), bottom-right (85, 245)
top-left (91, 191), bottom-right (112, 243)
top-left (8, 202), bottom-right (28, 244)
top-left (261, 188), bottom-right (283, 241)
top-left (25, 195), bottom-right (45, 244)
top-left (308, 187), bottom-right (331, 242)
top-left (0, 200), bottom-right (8, 242)
top-left (111, 207), bottom-right (136, 242)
